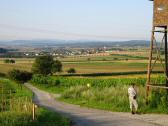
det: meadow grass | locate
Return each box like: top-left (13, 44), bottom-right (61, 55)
top-left (0, 78), bottom-right (71, 126)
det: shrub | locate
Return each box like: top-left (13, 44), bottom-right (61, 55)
top-left (4, 59), bottom-right (15, 64)
top-left (8, 69), bottom-right (32, 84)
top-left (67, 68), bottom-right (76, 74)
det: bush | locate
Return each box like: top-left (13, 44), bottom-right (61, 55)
top-left (4, 59), bottom-right (15, 64)
top-left (8, 69), bottom-right (32, 83)
top-left (67, 68), bottom-right (76, 74)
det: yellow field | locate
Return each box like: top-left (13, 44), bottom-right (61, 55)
top-left (0, 53), bottom-right (162, 75)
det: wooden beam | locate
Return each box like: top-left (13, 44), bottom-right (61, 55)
top-left (147, 84), bottom-right (168, 89)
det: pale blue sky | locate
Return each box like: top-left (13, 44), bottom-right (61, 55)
top-left (0, 0), bottom-right (153, 41)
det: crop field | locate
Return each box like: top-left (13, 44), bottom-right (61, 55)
top-left (0, 53), bottom-right (163, 74)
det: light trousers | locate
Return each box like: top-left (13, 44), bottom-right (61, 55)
top-left (129, 97), bottom-right (138, 111)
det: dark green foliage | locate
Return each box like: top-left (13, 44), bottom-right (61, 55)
top-left (4, 59), bottom-right (15, 64)
top-left (32, 56), bottom-right (62, 75)
top-left (32, 56), bottom-right (54, 75)
top-left (8, 69), bottom-right (32, 83)
top-left (52, 60), bottom-right (62, 73)
top-left (67, 68), bottom-right (76, 74)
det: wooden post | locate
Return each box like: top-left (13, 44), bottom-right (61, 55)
top-left (146, 27), bottom-right (155, 104)
top-left (165, 27), bottom-right (168, 88)
top-left (32, 103), bottom-right (35, 120)
top-left (1, 86), bottom-right (3, 111)
top-left (164, 26), bottom-right (168, 103)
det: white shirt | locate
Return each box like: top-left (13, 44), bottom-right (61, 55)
top-left (128, 86), bottom-right (136, 98)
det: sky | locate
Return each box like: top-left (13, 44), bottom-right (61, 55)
top-left (0, 0), bottom-right (153, 41)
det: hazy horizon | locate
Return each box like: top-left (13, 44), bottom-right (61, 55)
top-left (0, 0), bottom-right (153, 41)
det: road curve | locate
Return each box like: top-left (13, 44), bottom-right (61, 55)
top-left (25, 83), bottom-right (167, 126)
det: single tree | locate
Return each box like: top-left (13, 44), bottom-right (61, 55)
top-left (52, 60), bottom-right (62, 74)
top-left (32, 55), bottom-right (54, 75)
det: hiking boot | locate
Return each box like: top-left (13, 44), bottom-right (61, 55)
top-left (131, 111), bottom-right (135, 114)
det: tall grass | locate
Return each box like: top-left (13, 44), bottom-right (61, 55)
top-left (31, 75), bottom-right (168, 113)
top-left (61, 85), bottom-right (168, 113)
top-left (0, 78), bottom-right (70, 126)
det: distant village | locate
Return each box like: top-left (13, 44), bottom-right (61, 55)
top-left (0, 45), bottom-right (146, 58)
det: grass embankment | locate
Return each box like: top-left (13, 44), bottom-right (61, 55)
top-left (31, 75), bottom-right (168, 114)
top-left (0, 78), bottom-right (70, 126)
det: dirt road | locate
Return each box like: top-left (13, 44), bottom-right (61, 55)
top-left (25, 83), bottom-right (168, 126)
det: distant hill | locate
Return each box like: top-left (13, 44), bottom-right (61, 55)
top-left (0, 40), bottom-right (150, 48)
top-left (0, 48), bottom-right (8, 53)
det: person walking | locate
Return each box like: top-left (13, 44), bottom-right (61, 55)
top-left (128, 84), bottom-right (138, 114)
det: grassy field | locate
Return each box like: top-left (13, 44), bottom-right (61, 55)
top-left (0, 78), bottom-right (71, 126)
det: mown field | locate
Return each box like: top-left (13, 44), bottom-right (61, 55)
top-left (0, 78), bottom-right (71, 126)
top-left (0, 53), bottom-right (163, 74)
